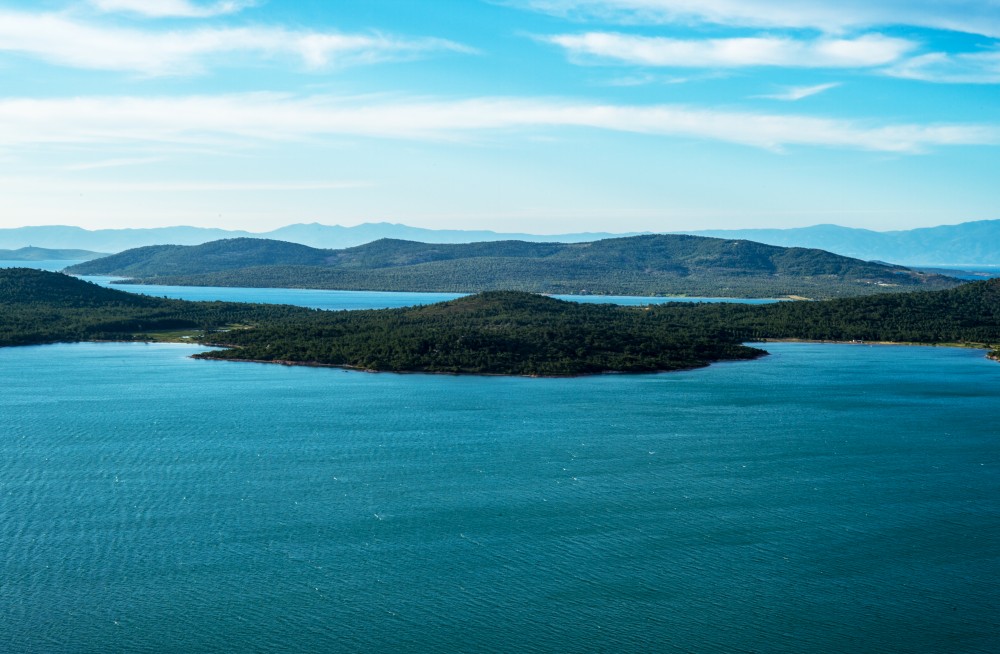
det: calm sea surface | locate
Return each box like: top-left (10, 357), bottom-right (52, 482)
top-left (2, 341), bottom-right (998, 653)
top-left (76, 276), bottom-right (777, 309)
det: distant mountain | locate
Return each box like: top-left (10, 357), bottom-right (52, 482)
top-left (9, 218), bottom-right (999, 265)
top-left (0, 246), bottom-right (108, 261)
top-left (66, 235), bottom-right (960, 299)
top-left (684, 220), bottom-right (1000, 266)
top-left (0, 225), bottom-right (249, 253)
top-left (0, 223), bottom-right (637, 254)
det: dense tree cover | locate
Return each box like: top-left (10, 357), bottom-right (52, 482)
top-left (2, 269), bottom-right (997, 377)
top-left (196, 291), bottom-right (766, 375)
top-left (67, 235), bottom-right (959, 299)
top-left (0, 268), bottom-right (311, 347)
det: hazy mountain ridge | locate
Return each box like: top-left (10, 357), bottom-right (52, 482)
top-left (3, 219), bottom-right (997, 265)
top-left (0, 247), bottom-right (108, 261)
top-left (66, 234), bottom-right (960, 299)
top-left (686, 220), bottom-right (1000, 266)
top-left (0, 223), bottom-right (637, 254)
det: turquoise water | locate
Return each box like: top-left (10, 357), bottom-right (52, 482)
top-left (76, 276), bottom-right (776, 310)
top-left (2, 342), bottom-right (998, 653)
top-left (0, 259), bottom-right (87, 271)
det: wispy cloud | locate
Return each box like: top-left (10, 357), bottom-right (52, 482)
top-left (0, 93), bottom-right (995, 153)
top-left (886, 50), bottom-right (1000, 84)
top-left (0, 9), bottom-right (470, 76)
top-left (0, 177), bottom-right (371, 193)
top-left (516, 0), bottom-right (1000, 38)
top-left (545, 33), bottom-right (914, 68)
top-left (756, 82), bottom-right (841, 101)
top-left (89, 0), bottom-right (254, 18)
top-left (63, 156), bottom-right (164, 171)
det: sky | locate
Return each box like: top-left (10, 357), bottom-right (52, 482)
top-left (1, 0), bottom-right (999, 234)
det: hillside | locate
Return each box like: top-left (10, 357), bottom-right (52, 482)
top-left (0, 268), bottom-right (305, 347)
top-left (0, 247), bottom-right (107, 261)
top-left (66, 239), bottom-right (333, 277)
top-left (1, 269), bottom-right (997, 375)
top-left (67, 235), bottom-right (960, 299)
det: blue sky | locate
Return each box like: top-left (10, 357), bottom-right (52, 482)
top-left (1, 0), bottom-right (999, 233)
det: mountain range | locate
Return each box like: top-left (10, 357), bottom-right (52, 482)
top-left (3, 219), bottom-right (998, 265)
top-left (65, 234), bottom-right (959, 299)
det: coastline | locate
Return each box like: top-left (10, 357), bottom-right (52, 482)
top-left (752, 338), bottom-right (1000, 363)
top-left (188, 350), bottom-right (769, 378)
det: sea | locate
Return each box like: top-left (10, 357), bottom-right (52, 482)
top-left (2, 262), bottom-right (998, 652)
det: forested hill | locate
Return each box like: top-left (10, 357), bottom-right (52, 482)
top-left (0, 268), bottom-right (307, 347)
top-left (67, 235), bottom-right (959, 299)
top-left (3, 269), bottom-right (997, 376)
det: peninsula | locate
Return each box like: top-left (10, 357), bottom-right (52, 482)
top-left (3, 269), bottom-right (998, 376)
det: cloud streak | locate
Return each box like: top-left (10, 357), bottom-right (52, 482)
top-left (518, 0), bottom-right (1000, 38)
top-left (0, 93), bottom-right (995, 153)
top-left (545, 33), bottom-right (915, 68)
top-left (757, 83), bottom-right (841, 101)
top-left (886, 49), bottom-right (1000, 84)
top-left (0, 177), bottom-right (371, 193)
top-left (89, 0), bottom-right (254, 18)
top-left (0, 9), bottom-right (469, 75)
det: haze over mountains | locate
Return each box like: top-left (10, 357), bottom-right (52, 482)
top-left (3, 220), bottom-right (998, 266)
top-left (0, 247), bottom-right (107, 261)
top-left (66, 234), bottom-right (959, 299)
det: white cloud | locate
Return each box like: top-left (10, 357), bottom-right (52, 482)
top-left (89, 0), bottom-right (254, 18)
top-left (0, 93), bottom-right (995, 153)
top-left (518, 0), bottom-right (1000, 38)
top-left (0, 9), bottom-right (469, 75)
top-left (886, 50), bottom-right (1000, 83)
top-left (546, 33), bottom-right (914, 68)
top-left (757, 82), bottom-right (841, 101)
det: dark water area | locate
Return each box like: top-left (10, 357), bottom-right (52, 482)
top-left (2, 342), bottom-right (998, 653)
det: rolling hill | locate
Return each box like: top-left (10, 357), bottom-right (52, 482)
top-left (66, 234), bottom-right (960, 299)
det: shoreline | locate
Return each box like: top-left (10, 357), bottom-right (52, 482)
top-left (751, 337), bottom-right (994, 351)
top-left (189, 350), bottom-right (768, 378)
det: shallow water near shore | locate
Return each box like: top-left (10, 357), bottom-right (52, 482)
top-left (2, 341), bottom-right (998, 653)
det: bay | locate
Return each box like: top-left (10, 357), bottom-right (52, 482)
top-left (0, 259), bottom-right (86, 272)
top-left (2, 341), bottom-right (998, 653)
top-left (76, 275), bottom-right (777, 310)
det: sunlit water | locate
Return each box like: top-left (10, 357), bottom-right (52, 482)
top-left (2, 341), bottom-right (998, 653)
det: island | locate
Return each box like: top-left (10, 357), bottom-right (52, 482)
top-left (64, 234), bottom-right (960, 300)
top-left (2, 269), bottom-right (998, 376)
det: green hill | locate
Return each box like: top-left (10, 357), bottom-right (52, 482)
top-left (64, 238), bottom-right (331, 277)
top-left (67, 235), bottom-right (960, 299)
